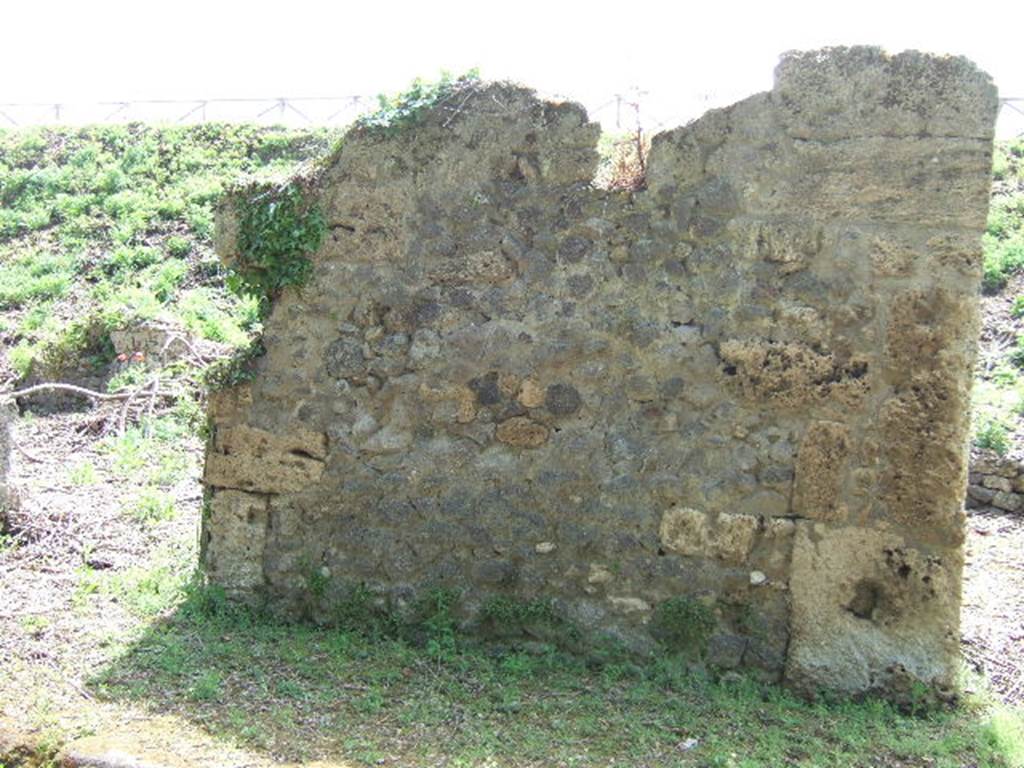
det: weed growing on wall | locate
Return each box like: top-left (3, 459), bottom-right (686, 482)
top-left (200, 337), bottom-right (266, 391)
top-left (229, 181), bottom-right (325, 312)
top-left (354, 70), bottom-right (481, 135)
top-left (650, 596), bottom-right (717, 657)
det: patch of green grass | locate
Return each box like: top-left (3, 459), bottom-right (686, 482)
top-left (986, 705), bottom-right (1024, 766)
top-left (982, 142), bottom-right (1024, 295)
top-left (972, 373), bottom-right (1024, 456)
top-left (0, 124), bottom-right (337, 382)
top-left (177, 287), bottom-right (257, 347)
top-left (101, 245), bottom-right (161, 279)
top-left (99, 417), bottom-right (195, 486)
top-left (0, 251), bottom-right (78, 307)
top-left (1012, 295), bottom-right (1024, 319)
top-left (80, 540), bottom-right (195, 619)
top-left (650, 595), bottom-right (717, 657)
top-left (14, 312), bottom-right (117, 380)
top-left (68, 461), bottom-right (99, 486)
top-left (89, 585), bottom-right (1024, 767)
top-left (975, 417), bottom-right (1012, 455)
top-left (187, 670), bottom-right (223, 702)
top-left (127, 488), bottom-right (176, 524)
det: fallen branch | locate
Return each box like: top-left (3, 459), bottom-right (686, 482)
top-left (3, 382), bottom-right (137, 402)
top-left (4, 381), bottom-right (179, 404)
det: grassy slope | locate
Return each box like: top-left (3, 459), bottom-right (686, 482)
top-left (0, 124), bottom-right (336, 384)
top-left (0, 126), bottom-right (1022, 767)
top-left (974, 138), bottom-right (1024, 454)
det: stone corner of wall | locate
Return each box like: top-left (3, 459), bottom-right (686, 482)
top-left (772, 45), bottom-right (999, 141)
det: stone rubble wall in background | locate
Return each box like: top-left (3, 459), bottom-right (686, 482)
top-left (967, 452), bottom-right (1024, 514)
top-left (202, 47), bottom-right (999, 696)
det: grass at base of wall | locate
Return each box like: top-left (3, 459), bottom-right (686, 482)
top-left (81, 577), bottom-right (1024, 768)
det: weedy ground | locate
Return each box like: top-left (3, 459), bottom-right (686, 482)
top-left (973, 139), bottom-right (1024, 454)
top-left (0, 123), bottom-right (1022, 767)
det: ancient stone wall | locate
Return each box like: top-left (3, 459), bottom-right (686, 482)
top-left (203, 47), bottom-right (999, 694)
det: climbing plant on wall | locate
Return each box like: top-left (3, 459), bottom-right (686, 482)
top-left (229, 180), bottom-right (325, 313)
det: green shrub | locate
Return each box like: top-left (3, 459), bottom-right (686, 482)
top-left (974, 418), bottom-right (1011, 456)
top-left (1012, 296), bottom-right (1024, 319)
top-left (650, 596), bottom-right (716, 657)
top-left (0, 251), bottom-right (78, 307)
top-left (409, 588), bottom-right (460, 661)
top-left (982, 235), bottom-right (1024, 294)
top-left (7, 341), bottom-right (36, 378)
top-left (229, 181), bottom-right (325, 310)
top-left (102, 245), bottom-right (162, 277)
top-left (138, 260), bottom-right (188, 302)
top-left (355, 70), bottom-right (480, 134)
top-left (166, 235), bottom-right (191, 257)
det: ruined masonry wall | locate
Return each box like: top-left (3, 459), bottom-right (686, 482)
top-left (203, 47), bottom-right (999, 694)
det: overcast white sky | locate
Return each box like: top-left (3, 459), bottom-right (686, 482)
top-left (2, 0), bottom-right (1021, 134)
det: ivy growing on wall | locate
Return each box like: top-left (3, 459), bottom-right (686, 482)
top-left (354, 70), bottom-right (481, 136)
top-left (229, 181), bottom-right (325, 313)
top-left (204, 179), bottom-right (324, 392)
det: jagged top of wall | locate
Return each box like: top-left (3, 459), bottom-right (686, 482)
top-left (333, 46), bottom-right (998, 180)
top-left (217, 46), bottom-right (998, 265)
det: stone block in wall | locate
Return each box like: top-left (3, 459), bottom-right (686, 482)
top-left (966, 485), bottom-right (996, 506)
top-left (204, 424), bottom-right (327, 494)
top-left (741, 135), bottom-right (994, 228)
top-left (203, 490), bottom-right (269, 595)
top-left (208, 384), bottom-right (254, 426)
top-left (719, 340), bottom-right (869, 409)
top-left (659, 507), bottom-right (758, 565)
top-left (730, 217), bottom-right (823, 274)
top-left (786, 523), bottom-right (960, 695)
top-left (792, 421), bottom-right (850, 522)
top-left (992, 491), bottom-right (1023, 513)
top-left (773, 48), bottom-right (998, 142)
top-left (982, 475), bottom-right (1012, 493)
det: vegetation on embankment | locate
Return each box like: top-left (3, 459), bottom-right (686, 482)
top-left (973, 138), bottom-right (1024, 455)
top-left (0, 124), bottom-right (337, 386)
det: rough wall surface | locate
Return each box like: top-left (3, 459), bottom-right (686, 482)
top-left (204, 47), bottom-right (999, 694)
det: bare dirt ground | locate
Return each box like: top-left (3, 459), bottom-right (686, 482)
top-left (0, 405), bottom-right (244, 765)
top-left (962, 509), bottom-right (1024, 703)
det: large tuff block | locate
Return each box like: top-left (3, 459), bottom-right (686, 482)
top-left (787, 523), bottom-right (961, 694)
top-left (202, 47), bottom-right (997, 696)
